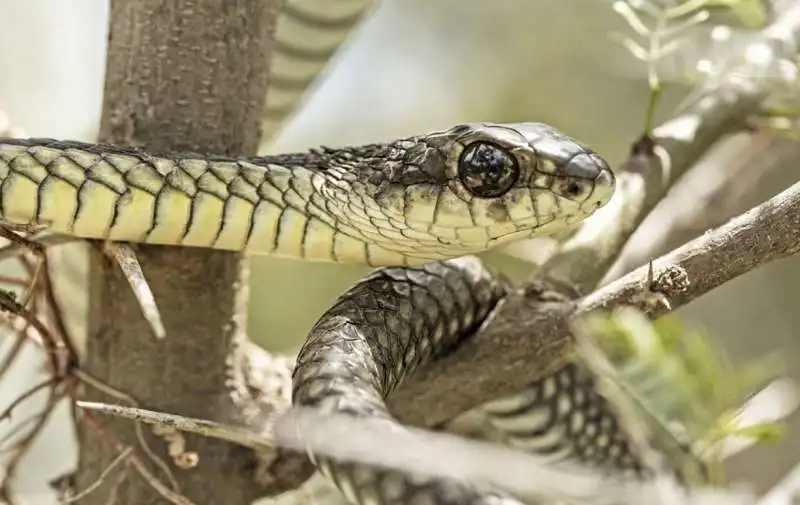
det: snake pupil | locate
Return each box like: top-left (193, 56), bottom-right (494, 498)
top-left (458, 141), bottom-right (519, 198)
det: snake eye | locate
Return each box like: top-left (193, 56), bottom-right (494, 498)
top-left (458, 141), bottom-right (520, 198)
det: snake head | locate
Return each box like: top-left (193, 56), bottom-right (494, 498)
top-left (406, 122), bottom-right (615, 257)
top-left (439, 122), bottom-right (615, 227)
top-left (322, 122), bottom-right (616, 264)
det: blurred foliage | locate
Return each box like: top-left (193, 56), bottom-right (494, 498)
top-left (577, 307), bottom-right (784, 485)
top-left (625, 0), bottom-right (769, 28)
top-left (762, 54), bottom-right (800, 139)
top-left (610, 0), bottom-right (800, 147)
top-left (610, 0), bottom-right (770, 132)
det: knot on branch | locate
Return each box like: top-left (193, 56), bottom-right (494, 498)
top-left (650, 264), bottom-right (690, 296)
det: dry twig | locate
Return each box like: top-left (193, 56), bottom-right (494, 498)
top-left (103, 243), bottom-right (166, 340)
top-left (606, 131), bottom-right (798, 280)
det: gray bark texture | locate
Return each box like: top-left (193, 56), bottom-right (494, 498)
top-left (73, 1), bottom-right (314, 504)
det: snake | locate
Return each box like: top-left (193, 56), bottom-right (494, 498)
top-left (0, 123), bottom-right (613, 266)
top-left (0, 3), bottom-right (703, 503)
top-left (0, 122), bottom-right (703, 504)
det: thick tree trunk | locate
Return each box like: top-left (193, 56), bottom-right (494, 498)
top-left (73, 1), bottom-right (314, 504)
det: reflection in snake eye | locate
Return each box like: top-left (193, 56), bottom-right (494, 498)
top-left (457, 141), bottom-right (520, 198)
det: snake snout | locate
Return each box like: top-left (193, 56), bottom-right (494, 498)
top-left (591, 154), bottom-right (615, 197)
top-left (592, 156), bottom-right (616, 210)
top-left (563, 152), bottom-right (611, 182)
top-left (563, 152), bottom-right (616, 210)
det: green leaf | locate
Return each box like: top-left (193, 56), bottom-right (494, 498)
top-left (576, 307), bottom-right (786, 485)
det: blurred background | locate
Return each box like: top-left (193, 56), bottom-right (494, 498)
top-left (0, 0), bottom-right (799, 503)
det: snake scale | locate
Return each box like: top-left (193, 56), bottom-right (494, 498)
top-left (0, 3), bottom-right (702, 504)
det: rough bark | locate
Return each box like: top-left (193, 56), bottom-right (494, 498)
top-left (73, 1), bottom-right (314, 504)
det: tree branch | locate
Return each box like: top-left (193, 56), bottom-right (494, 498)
top-left (393, 173), bottom-right (800, 429)
top-left (73, 2), bottom-right (314, 504)
top-left (389, 0), bottom-right (800, 429)
top-left (582, 178), bottom-right (800, 318)
top-left (76, 372), bottom-right (800, 505)
top-left (606, 131), bottom-right (799, 281)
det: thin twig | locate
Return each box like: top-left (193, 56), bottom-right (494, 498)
top-left (104, 465), bottom-right (130, 505)
top-left (76, 401), bottom-right (276, 451)
top-left (104, 242), bottom-right (166, 340)
top-left (75, 367), bottom-right (181, 493)
top-left (0, 289), bottom-right (63, 376)
top-left (0, 330), bottom-right (27, 384)
top-left (62, 446), bottom-right (133, 504)
top-left (127, 455), bottom-right (196, 505)
top-left (605, 131), bottom-right (794, 280)
top-left (0, 377), bottom-right (56, 423)
top-left (0, 233), bottom-right (77, 263)
top-left (41, 254), bottom-right (80, 360)
top-left (0, 274), bottom-right (34, 288)
top-left (0, 387), bottom-right (64, 497)
top-left (0, 411), bottom-right (43, 448)
top-left (0, 226), bottom-right (46, 309)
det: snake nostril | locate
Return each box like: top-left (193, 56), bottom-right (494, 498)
top-left (566, 181), bottom-right (582, 197)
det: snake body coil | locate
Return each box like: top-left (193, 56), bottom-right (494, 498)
top-left (0, 123), bottom-right (631, 504)
top-left (293, 258), bottom-right (650, 505)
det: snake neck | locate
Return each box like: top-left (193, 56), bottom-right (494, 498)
top-left (0, 137), bottom-right (444, 265)
top-left (247, 138), bottom-right (453, 265)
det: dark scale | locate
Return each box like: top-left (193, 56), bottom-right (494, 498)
top-left (481, 362), bottom-right (644, 476)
